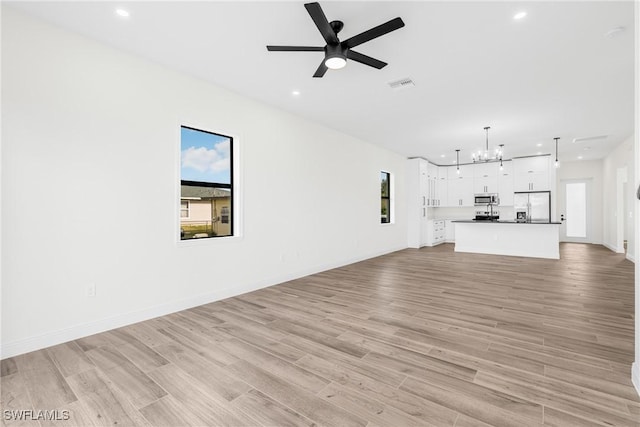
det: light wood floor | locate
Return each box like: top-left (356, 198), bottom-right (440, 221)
top-left (1, 243), bottom-right (638, 426)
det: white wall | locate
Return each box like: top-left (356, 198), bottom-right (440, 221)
top-left (602, 136), bottom-right (635, 260)
top-left (0, 8), bottom-right (408, 357)
top-left (556, 160), bottom-right (604, 245)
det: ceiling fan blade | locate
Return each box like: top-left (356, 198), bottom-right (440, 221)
top-left (342, 17), bottom-right (405, 49)
top-left (313, 60), bottom-right (328, 78)
top-left (267, 46), bottom-right (324, 51)
top-left (304, 2), bottom-right (339, 45)
top-left (346, 50), bottom-right (387, 69)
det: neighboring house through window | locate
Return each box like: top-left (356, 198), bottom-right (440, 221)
top-left (180, 126), bottom-right (233, 239)
top-left (381, 171), bottom-right (391, 224)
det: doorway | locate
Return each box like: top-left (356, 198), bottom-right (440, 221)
top-left (559, 179), bottom-right (592, 243)
top-left (616, 167), bottom-right (628, 254)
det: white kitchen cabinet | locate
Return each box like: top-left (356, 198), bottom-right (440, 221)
top-left (406, 159), bottom-right (428, 248)
top-left (445, 164), bottom-right (473, 207)
top-left (473, 162), bottom-right (499, 194)
top-left (513, 156), bottom-right (550, 192)
top-left (474, 175), bottom-right (499, 194)
top-left (447, 164), bottom-right (473, 179)
top-left (436, 168), bottom-right (447, 207)
top-left (514, 156), bottom-right (549, 174)
top-left (425, 162), bottom-right (438, 207)
top-left (497, 161), bottom-right (514, 206)
top-left (447, 176), bottom-right (474, 207)
top-left (445, 219), bottom-right (455, 242)
top-left (427, 220), bottom-right (446, 246)
top-left (407, 158), bottom-right (431, 248)
top-left (423, 163), bottom-right (447, 207)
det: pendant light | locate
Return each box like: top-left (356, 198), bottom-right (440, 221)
top-left (499, 144), bottom-right (504, 171)
top-left (554, 137), bottom-right (560, 168)
top-left (482, 127), bottom-right (491, 161)
top-left (473, 126), bottom-right (502, 162)
top-left (455, 149), bottom-right (460, 174)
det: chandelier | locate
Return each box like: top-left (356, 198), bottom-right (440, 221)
top-left (473, 126), bottom-right (504, 163)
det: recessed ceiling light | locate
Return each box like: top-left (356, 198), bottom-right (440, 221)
top-left (115, 8), bottom-right (130, 18)
top-left (578, 155), bottom-right (583, 160)
top-left (536, 143), bottom-right (542, 147)
top-left (513, 11), bottom-right (527, 20)
top-left (292, 90), bottom-right (300, 96)
top-left (440, 154), bottom-right (445, 158)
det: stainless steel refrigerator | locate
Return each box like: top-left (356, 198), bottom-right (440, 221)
top-left (514, 191), bottom-right (551, 222)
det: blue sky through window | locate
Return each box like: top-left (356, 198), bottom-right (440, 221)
top-left (180, 126), bottom-right (231, 184)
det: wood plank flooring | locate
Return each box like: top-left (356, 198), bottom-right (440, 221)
top-left (1, 243), bottom-right (638, 426)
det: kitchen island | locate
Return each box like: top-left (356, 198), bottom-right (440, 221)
top-left (452, 220), bottom-right (561, 259)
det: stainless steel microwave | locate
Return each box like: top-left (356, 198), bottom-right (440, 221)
top-left (474, 194), bottom-right (499, 206)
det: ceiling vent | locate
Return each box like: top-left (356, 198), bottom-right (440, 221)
top-left (572, 135), bottom-right (608, 144)
top-left (388, 78), bottom-right (415, 90)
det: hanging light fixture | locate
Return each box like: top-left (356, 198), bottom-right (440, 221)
top-left (499, 144), bottom-right (504, 170)
top-left (473, 126), bottom-right (503, 162)
top-left (455, 149), bottom-right (460, 174)
top-left (554, 137), bottom-right (560, 168)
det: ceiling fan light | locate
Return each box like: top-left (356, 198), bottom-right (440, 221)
top-left (325, 56), bottom-right (347, 70)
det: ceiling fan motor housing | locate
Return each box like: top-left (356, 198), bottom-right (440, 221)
top-left (325, 43), bottom-right (348, 61)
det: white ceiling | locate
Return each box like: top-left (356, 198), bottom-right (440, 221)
top-left (8, 1), bottom-right (635, 165)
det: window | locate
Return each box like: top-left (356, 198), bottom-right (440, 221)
top-left (381, 171), bottom-right (391, 224)
top-left (180, 201), bottom-right (190, 218)
top-left (180, 126), bottom-right (233, 240)
top-left (220, 206), bottom-right (230, 224)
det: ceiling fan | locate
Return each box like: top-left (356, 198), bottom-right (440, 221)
top-left (266, 2), bottom-right (405, 78)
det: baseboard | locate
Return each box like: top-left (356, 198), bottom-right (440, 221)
top-left (633, 362), bottom-right (640, 398)
top-left (0, 245), bottom-right (406, 359)
top-left (602, 242), bottom-right (621, 253)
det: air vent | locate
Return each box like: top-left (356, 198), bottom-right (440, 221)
top-left (388, 78), bottom-right (415, 90)
top-left (572, 135), bottom-right (608, 144)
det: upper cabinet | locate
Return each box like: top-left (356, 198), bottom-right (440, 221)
top-left (473, 162), bottom-right (499, 194)
top-left (497, 161), bottom-right (514, 206)
top-left (447, 164), bottom-right (474, 207)
top-left (447, 164), bottom-right (473, 180)
top-left (513, 156), bottom-right (550, 192)
top-left (437, 167), bottom-right (448, 207)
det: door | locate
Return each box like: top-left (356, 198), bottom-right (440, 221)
top-left (559, 179), bottom-right (591, 243)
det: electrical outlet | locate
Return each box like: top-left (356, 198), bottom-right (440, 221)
top-left (87, 283), bottom-right (96, 297)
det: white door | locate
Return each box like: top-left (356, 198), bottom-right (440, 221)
top-left (559, 179), bottom-right (591, 243)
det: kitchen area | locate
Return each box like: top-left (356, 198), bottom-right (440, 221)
top-left (407, 154), bottom-right (561, 259)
